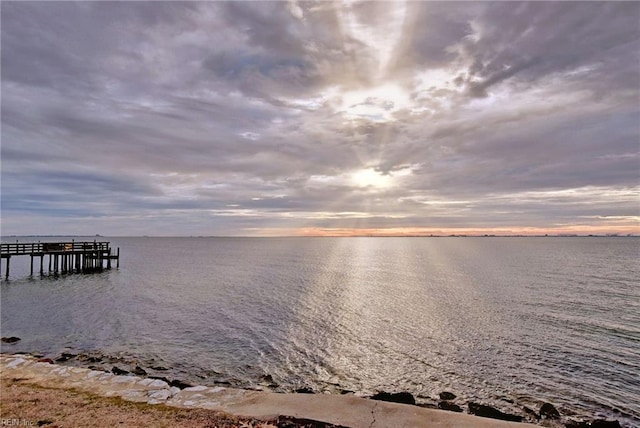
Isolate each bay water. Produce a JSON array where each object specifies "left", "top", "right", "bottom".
[{"left": 1, "top": 237, "right": 638, "bottom": 426}]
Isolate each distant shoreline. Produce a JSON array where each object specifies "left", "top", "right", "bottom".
[{"left": 3, "top": 234, "right": 639, "bottom": 239}]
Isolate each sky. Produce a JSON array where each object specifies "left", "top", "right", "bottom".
[{"left": 1, "top": 1, "right": 639, "bottom": 237}]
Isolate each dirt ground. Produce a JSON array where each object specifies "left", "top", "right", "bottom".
[{"left": 0, "top": 376, "right": 277, "bottom": 428}]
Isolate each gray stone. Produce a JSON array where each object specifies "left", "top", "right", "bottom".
[
  {"left": 439, "top": 391, "right": 457, "bottom": 401},
  {"left": 540, "top": 402, "right": 560, "bottom": 419},
  {"left": 148, "top": 389, "right": 171, "bottom": 401},
  {"left": 111, "top": 366, "right": 129, "bottom": 376},
  {"left": 131, "top": 366, "right": 147, "bottom": 376},
  {"left": 438, "top": 401, "right": 463, "bottom": 412},
  {"left": 468, "top": 402, "right": 523, "bottom": 422},
  {"left": 370, "top": 391, "right": 416, "bottom": 405}
]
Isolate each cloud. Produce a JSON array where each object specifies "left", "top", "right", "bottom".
[{"left": 1, "top": 1, "right": 638, "bottom": 235}]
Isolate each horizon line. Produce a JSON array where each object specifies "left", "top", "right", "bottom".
[{"left": 2, "top": 234, "right": 638, "bottom": 239}]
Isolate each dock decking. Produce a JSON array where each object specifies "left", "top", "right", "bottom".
[{"left": 0, "top": 241, "right": 119, "bottom": 279}]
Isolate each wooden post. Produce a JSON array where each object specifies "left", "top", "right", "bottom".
[
  {"left": 40, "top": 255, "right": 44, "bottom": 276},
  {"left": 30, "top": 255, "right": 34, "bottom": 276},
  {"left": 49, "top": 254, "right": 52, "bottom": 272},
  {"left": 54, "top": 254, "right": 58, "bottom": 273},
  {"left": 5, "top": 256, "right": 10, "bottom": 279},
  {"left": 117, "top": 248, "right": 120, "bottom": 268}
]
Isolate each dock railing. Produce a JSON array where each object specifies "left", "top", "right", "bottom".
[{"left": 1, "top": 241, "right": 110, "bottom": 256}]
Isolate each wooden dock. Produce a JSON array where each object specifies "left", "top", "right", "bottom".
[{"left": 0, "top": 241, "right": 119, "bottom": 279}]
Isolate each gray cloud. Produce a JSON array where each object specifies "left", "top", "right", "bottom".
[{"left": 2, "top": 1, "right": 638, "bottom": 236}]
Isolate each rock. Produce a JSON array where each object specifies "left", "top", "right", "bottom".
[
  {"left": 37, "top": 358, "right": 54, "bottom": 364},
  {"left": 370, "top": 391, "right": 416, "bottom": 405},
  {"left": 149, "top": 376, "right": 170, "bottom": 384},
  {"left": 438, "top": 401, "right": 463, "bottom": 412},
  {"left": 131, "top": 366, "right": 147, "bottom": 376},
  {"left": 295, "top": 387, "right": 315, "bottom": 394},
  {"left": 439, "top": 391, "right": 457, "bottom": 401},
  {"left": 169, "top": 379, "right": 192, "bottom": 389},
  {"left": 148, "top": 389, "right": 171, "bottom": 401},
  {"left": 590, "top": 420, "right": 622, "bottom": 428},
  {"left": 1, "top": 336, "right": 21, "bottom": 343},
  {"left": 277, "top": 415, "right": 348, "bottom": 428},
  {"left": 146, "top": 379, "right": 170, "bottom": 388},
  {"left": 523, "top": 406, "right": 540, "bottom": 419},
  {"left": 77, "top": 354, "right": 102, "bottom": 363},
  {"left": 151, "top": 365, "right": 168, "bottom": 371},
  {"left": 540, "top": 402, "right": 561, "bottom": 419},
  {"left": 111, "top": 366, "right": 129, "bottom": 375},
  {"left": 468, "top": 402, "right": 523, "bottom": 422},
  {"left": 259, "top": 374, "right": 278, "bottom": 388},
  {"left": 55, "top": 353, "right": 76, "bottom": 362},
  {"left": 565, "top": 421, "right": 590, "bottom": 428},
  {"left": 339, "top": 389, "right": 354, "bottom": 395},
  {"left": 564, "top": 420, "right": 621, "bottom": 428},
  {"left": 565, "top": 418, "right": 621, "bottom": 427},
  {"left": 417, "top": 402, "right": 438, "bottom": 410},
  {"left": 564, "top": 420, "right": 620, "bottom": 428},
  {"left": 261, "top": 374, "right": 275, "bottom": 383}
]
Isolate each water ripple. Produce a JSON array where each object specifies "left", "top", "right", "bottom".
[{"left": 2, "top": 237, "right": 638, "bottom": 426}]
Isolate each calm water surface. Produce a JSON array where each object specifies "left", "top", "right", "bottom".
[{"left": 1, "top": 237, "right": 639, "bottom": 426}]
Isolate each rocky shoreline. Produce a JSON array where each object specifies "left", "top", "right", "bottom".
[{"left": 0, "top": 341, "right": 628, "bottom": 428}]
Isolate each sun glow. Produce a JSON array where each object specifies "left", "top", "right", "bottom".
[{"left": 350, "top": 168, "right": 393, "bottom": 189}]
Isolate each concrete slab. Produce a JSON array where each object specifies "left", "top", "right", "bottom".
[{"left": 1, "top": 354, "right": 538, "bottom": 428}]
